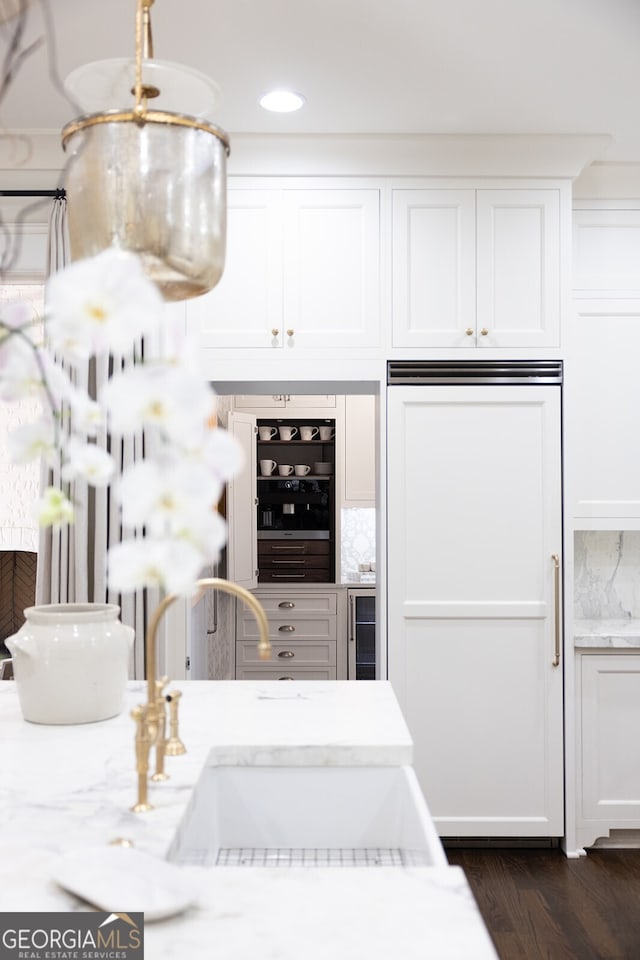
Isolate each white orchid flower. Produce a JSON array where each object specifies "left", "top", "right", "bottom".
[
  {"left": 0, "top": 248, "right": 243, "bottom": 595},
  {"left": 61, "top": 438, "right": 116, "bottom": 487},
  {"left": 7, "top": 417, "right": 57, "bottom": 464},
  {"left": 65, "top": 390, "right": 105, "bottom": 436},
  {"left": 107, "top": 538, "right": 205, "bottom": 595},
  {"left": 101, "top": 362, "right": 215, "bottom": 443},
  {"left": 34, "top": 487, "right": 75, "bottom": 527},
  {"left": 45, "top": 248, "right": 164, "bottom": 361},
  {"left": 190, "top": 426, "right": 245, "bottom": 481},
  {"left": 168, "top": 507, "right": 228, "bottom": 562},
  {"left": 0, "top": 333, "right": 44, "bottom": 402},
  {"left": 117, "top": 458, "right": 222, "bottom": 532}
]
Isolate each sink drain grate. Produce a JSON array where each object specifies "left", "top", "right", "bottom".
[{"left": 214, "top": 847, "right": 431, "bottom": 867}]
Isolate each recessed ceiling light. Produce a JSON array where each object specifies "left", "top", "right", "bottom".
[{"left": 259, "top": 90, "right": 306, "bottom": 113}]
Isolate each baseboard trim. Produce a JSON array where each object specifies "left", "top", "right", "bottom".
[{"left": 443, "top": 837, "right": 561, "bottom": 850}]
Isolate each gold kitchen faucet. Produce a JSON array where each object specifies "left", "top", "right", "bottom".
[{"left": 131, "top": 578, "right": 271, "bottom": 812}]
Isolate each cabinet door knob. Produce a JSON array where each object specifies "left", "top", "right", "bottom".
[
  {"left": 465, "top": 328, "right": 474, "bottom": 336},
  {"left": 286, "top": 329, "right": 294, "bottom": 337},
  {"left": 480, "top": 328, "right": 489, "bottom": 336},
  {"left": 271, "top": 328, "right": 279, "bottom": 337}
]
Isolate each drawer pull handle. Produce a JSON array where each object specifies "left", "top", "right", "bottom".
[
  {"left": 278, "top": 601, "right": 295, "bottom": 609},
  {"left": 279, "top": 676, "right": 295, "bottom": 680},
  {"left": 273, "top": 574, "right": 305, "bottom": 578},
  {"left": 272, "top": 545, "right": 304, "bottom": 552},
  {"left": 272, "top": 560, "right": 305, "bottom": 565},
  {"left": 279, "top": 625, "right": 296, "bottom": 632},
  {"left": 278, "top": 650, "right": 295, "bottom": 659}
]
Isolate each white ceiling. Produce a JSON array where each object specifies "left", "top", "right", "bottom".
[{"left": 1, "top": 0, "right": 639, "bottom": 161}]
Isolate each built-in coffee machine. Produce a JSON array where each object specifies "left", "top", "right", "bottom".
[{"left": 256, "top": 418, "right": 335, "bottom": 583}]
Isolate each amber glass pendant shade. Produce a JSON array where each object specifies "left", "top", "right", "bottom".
[
  {"left": 61, "top": 109, "right": 229, "bottom": 301},
  {"left": 60, "top": 0, "right": 230, "bottom": 301}
]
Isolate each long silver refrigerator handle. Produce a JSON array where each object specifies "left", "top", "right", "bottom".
[{"left": 551, "top": 553, "right": 560, "bottom": 667}]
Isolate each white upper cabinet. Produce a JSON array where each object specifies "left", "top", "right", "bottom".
[
  {"left": 187, "top": 182, "right": 381, "bottom": 352},
  {"left": 569, "top": 206, "right": 640, "bottom": 525},
  {"left": 187, "top": 189, "right": 283, "bottom": 349},
  {"left": 476, "top": 190, "right": 560, "bottom": 347},
  {"left": 573, "top": 208, "right": 640, "bottom": 298},
  {"left": 282, "top": 189, "right": 380, "bottom": 349},
  {"left": 392, "top": 190, "right": 476, "bottom": 347},
  {"left": 392, "top": 187, "right": 562, "bottom": 348}
]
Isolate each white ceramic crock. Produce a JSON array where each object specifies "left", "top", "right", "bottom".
[{"left": 6, "top": 603, "right": 134, "bottom": 725}]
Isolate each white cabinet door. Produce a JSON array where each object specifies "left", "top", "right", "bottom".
[
  {"left": 232, "top": 395, "right": 336, "bottom": 412},
  {"left": 226, "top": 413, "right": 257, "bottom": 589},
  {"left": 188, "top": 185, "right": 380, "bottom": 353},
  {"left": 578, "top": 654, "right": 640, "bottom": 848},
  {"left": 342, "top": 394, "right": 376, "bottom": 505},
  {"left": 387, "top": 385, "right": 563, "bottom": 837},
  {"left": 392, "top": 188, "right": 561, "bottom": 348},
  {"left": 392, "top": 189, "right": 476, "bottom": 347},
  {"left": 233, "top": 395, "right": 287, "bottom": 410},
  {"left": 186, "top": 189, "right": 283, "bottom": 349},
  {"left": 573, "top": 209, "right": 640, "bottom": 297},
  {"left": 283, "top": 395, "right": 336, "bottom": 409},
  {"left": 476, "top": 189, "right": 560, "bottom": 348},
  {"left": 570, "top": 310, "right": 640, "bottom": 522},
  {"left": 283, "top": 189, "right": 381, "bottom": 349}
]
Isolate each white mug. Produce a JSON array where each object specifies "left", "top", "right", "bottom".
[
  {"left": 294, "top": 464, "right": 311, "bottom": 477},
  {"left": 279, "top": 426, "right": 299, "bottom": 441},
  {"left": 300, "top": 426, "right": 319, "bottom": 441},
  {"left": 318, "top": 426, "right": 335, "bottom": 441},
  {"left": 258, "top": 426, "right": 278, "bottom": 441},
  {"left": 278, "top": 464, "right": 294, "bottom": 476},
  {"left": 260, "top": 459, "right": 277, "bottom": 476}
]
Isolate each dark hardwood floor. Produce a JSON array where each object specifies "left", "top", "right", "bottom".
[{"left": 445, "top": 847, "right": 640, "bottom": 959}]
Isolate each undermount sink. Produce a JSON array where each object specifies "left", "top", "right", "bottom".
[{"left": 167, "top": 765, "right": 446, "bottom": 868}]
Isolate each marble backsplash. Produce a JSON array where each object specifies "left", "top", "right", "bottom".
[
  {"left": 341, "top": 507, "right": 376, "bottom": 582},
  {"left": 574, "top": 531, "right": 640, "bottom": 619}
]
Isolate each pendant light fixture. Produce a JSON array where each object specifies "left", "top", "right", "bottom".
[{"left": 61, "top": 0, "right": 230, "bottom": 301}]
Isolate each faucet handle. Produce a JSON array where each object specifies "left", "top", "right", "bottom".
[
  {"left": 165, "top": 690, "right": 187, "bottom": 757},
  {"left": 151, "top": 679, "right": 171, "bottom": 783},
  {"left": 131, "top": 704, "right": 154, "bottom": 813}
]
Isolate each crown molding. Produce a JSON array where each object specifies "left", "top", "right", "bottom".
[
  {"left": 226, "top": 133, "right": 613, "bottom": 179},
  {"left": 0, "top": 129, "right": 616, "bottom": 185}
]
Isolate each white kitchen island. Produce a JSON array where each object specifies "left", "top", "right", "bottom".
[{"left": 0, "top": 681, "right": 498, "bottom": 959}]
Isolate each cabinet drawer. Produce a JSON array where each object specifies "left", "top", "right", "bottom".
[
  {"left": 258, "top": 569, "right": 332, "bottom": 583},
  {"left": 258, "top": 540, "right": 331, "bottom": 557},
  {"left": 248, "top": 592, "right": 338, "bottom": 616},
  {"left": 239, "top": 617, "right": 337, "bottom": 643},
  {"left": 235, "top": 666, "right": 336, "bottom": 681},
  {"left": 259, "top": 555, "right": 330, "bottom": 571},
  {"left": 236, "top": 640, "right": 336, "bottom": 667}
]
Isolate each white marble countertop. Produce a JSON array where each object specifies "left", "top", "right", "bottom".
[
  {"left": 574, "top": 619, "right": 640, "bottom": 648},
  {"left": 0, "top": 680, "right": 497, "bottom": 959}
]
